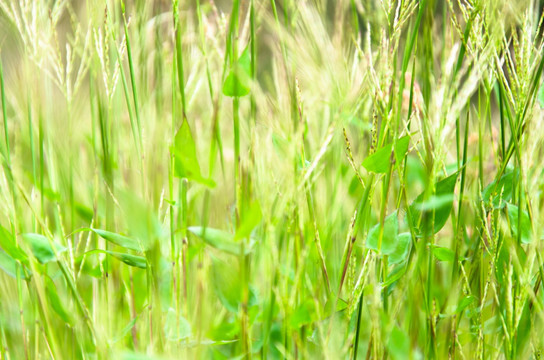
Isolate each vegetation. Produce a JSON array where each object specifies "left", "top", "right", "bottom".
[{"left": 1, "top": 0, "right": 544, "bottom": 358}]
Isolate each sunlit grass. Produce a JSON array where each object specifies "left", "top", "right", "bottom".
[{"left": 1, "top": 0, "right": 544, "bottom": 359}]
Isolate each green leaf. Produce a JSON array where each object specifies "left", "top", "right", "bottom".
[
  {"left": 362, "top": 136, "right": 410, "bottom": 174},
  {"left": 171, "top": 120, "right": 215, "bottom": 187},
  {"left": 234, "top": 201, "right": 262, "bottom": 241},
  {"left": 366, "top": 212, "right": 398, "bottom": 255},
  {"left": 0, "top": 224, "right": 28, "bottom": 263},
  {"left": 90, "top": 228, "right": 142, "bottom": 252},
  {"left": 456, "top": 295, "right": 475, "bottom": 314},
  {"left": 222, "top": 48, "right": 251, "bottom": 97},
  {"left": 164, "top": 308, "right": 191, "bottom": 341},
  {"left": 482, "top": 170, "right": 518, "bottom": 209},
  {"left": 188, "top": 227, "right": 252, "bottom": 255},
  {"left": 386, "top": 326, "right": 410, "bottom": 360},
  {"left": 210, "top": 256, "right": 258, "bottom": 313},
  {"left": 22, "top": 233, "right": 66, "bottom": 264},
  {"left": 76, "top": 249, "right": 146, "bottom": 269},
  {"left": 506, "top": 203, "right": 532, "bottom": 244},
  {"left": 107, "top": 251, "right": 147, "bottom": 269},
  {"left": 289, "top": 300, "right": 315, "bottom": 329},
  {"left": 389, "top": 233, "right": 411, "bottom": 264},
  {"left": 432, "top": 246, "right": 455, "bottom": 262},
  {"left": 383, "top": 265, "right": 407, "bottom": 287},
  {"left": 45, "top": 277, "right": 72, "bottom": 324},
  {"left": 410, "top": 171, "right": 458, "bottom": 235}
]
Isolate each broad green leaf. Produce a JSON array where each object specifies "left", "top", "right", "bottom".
[
  {"left": 506, "top": 203, "right": 532, "bottom": 244},
  {"left": 0, "top": 224, "right": 28, "bottom": 263},
  {"left": 171, "top": 120, "right": 215, "bottom": 187},
  {"left": 410, "top": 171, "right": 458, "bottom": 235},
  {"left": 389, "top": 233, "right": 411, "bottom": 264},
  {"left": 482, "top": 170, "right": 518, "bottom": 209},
  {"left": 45, "top": 277, "right": 72, "bottom": 324},
  {"left": 386, "top": 326, "right": 410, "bottom": 360},
  {"left": 189, "top": 227, "right": 252, "bottom": 255},
  {"left": 362, "top": 136, "right": 410, "bottom": 174},
  {"left": 366, "top": 212, "right": 398, "bottom": 255},
  {"left": 90, "top": 228, "right": 142, "bottom": 252},
  {"left": 234, "top": 201, "right": 262, "bottom": 241},
  {"left": 22, "top": 233, "right": 66, "bottom": 264},
  {"left": 107, "top": 251, "right": 147, "bottom": 269},
  {"left": 432, "top": 246, "right": 455, "bottom": 262},
  {"left": 222, "top": 48, "right": 251, "bottom": 97},
  {"left": 164, "top": 308, "right": 191, "bottom": 341}
]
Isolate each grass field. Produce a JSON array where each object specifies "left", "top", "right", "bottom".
[{"left": 1, "top": 0, "right": 544, "bottom": 358}]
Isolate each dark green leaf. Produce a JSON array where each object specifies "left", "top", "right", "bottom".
[{"left": 410, "top": 171, "right": 458, "bottom": 235}]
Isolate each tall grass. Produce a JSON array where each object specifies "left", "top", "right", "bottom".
[{"left": 1, "top": 0, "right": 544, "bottom": 359}]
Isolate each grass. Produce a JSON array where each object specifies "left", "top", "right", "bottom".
[{"left": 1, "top": 0, "right": 544, "bottom": 359}]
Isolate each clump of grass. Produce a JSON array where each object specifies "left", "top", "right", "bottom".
[{"left": 1, "top": 0, "right": 544, "bottom": 359}]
